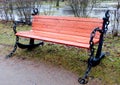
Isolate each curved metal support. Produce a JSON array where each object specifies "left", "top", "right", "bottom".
[
  {"left": 79, "top": 10, "right": 110, "bottom": 84},
  {"left": 6, "top": 43, "right": 18, "bottom": 58},
  {"left": 78, "top": 65, "right": 92, "bottom": 84},
  {"left": 6, "top": 39, "right": 44, "bottom": 58},
  {"left": 88, "top": 52, "right": 105, "bottom": 67},
  {"left": 6, "top": 21, "right": 44, "bottom": 58},
  {"left": 78, "top": 53, "right": 105, "bottom": 84},
  {"left": 89, "top": 10, "right": 110, "bottom": 67},
  {"left": 6, "top": 36, "right": 19, "bottom": 58},
  {"left": 78, "top": 27, "right": 106, "bottom": 84},
  {"left": 6, "top": 21, "right": 21, "bottom": 58},
  {"left": 17, "top": 42, "right": 44, "bottom": 49},
  {"left": 17, "top": 38, "right": 44, "bottom": 49},
  {"left": 89, "top": 27, "right": 103, "bottom": 58}
]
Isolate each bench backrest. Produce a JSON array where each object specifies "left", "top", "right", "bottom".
[{"left": 32, "top": 16, "right": 103, "bottom": 38}]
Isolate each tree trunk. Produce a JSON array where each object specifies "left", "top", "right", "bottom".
[{"left": 56, "top": 0, "right": 60, "bottom": 7}]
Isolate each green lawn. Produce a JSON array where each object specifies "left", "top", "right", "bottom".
[{"left": 0, "top": 22, "right": 120, "bottom": 85}]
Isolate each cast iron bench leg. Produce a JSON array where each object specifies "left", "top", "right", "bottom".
[
  {"left": 78, "top": 65, "right": 92, "bottom": 84},
  {"left": 6, "top": 37, "right": 44, "bottom": 58},
  {"left": 6, "top": 36, "right": 19, "bottom": 58},
  {"left": 78, "top": 52, "right": 105, "bottom": 84},
  {"left": 17, "top": 38, "right": 44, "bottom": 49}
]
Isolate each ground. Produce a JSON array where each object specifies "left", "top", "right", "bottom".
[{"left": 0, "top": 44, "right": 103, "bottom": 85}]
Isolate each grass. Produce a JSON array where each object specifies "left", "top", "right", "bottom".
[{"left": 0, "top": 22, "right": 120, "bottom": 85}]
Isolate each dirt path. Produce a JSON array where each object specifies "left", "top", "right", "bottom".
[{"left": 0, "top": 45, "right": 102, "bottom": 85}]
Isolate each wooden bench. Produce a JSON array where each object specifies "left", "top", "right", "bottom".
[{"left": 7, "top": 10, "right": 110, "bottom": 84}]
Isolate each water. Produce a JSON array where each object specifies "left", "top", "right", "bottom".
[
  {"left": 0, "top": 3, "right": 117, "bottom": 19},
  {"left": 0, "top": 2, "right": 119, "bottom": 32}
]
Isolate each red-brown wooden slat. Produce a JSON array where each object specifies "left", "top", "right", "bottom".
[
  {"left": 32, "top": 19, "right": 102, "bottom": 30},
  {"left": 33, "top": 15, "right": 103, "bottom": 22},
  {"left": 32, "top": 19, "right": 102, "bottom": 28}
]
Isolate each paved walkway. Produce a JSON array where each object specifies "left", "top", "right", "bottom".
[{"left": 0, "top": 56, "right": 81, "bottom": 85}]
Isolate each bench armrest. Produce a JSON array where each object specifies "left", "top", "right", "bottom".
[
  {"left": 89, "top": 27, "right": 103, "bottom": 57},
  {"left": 13, "top": 21, "right": 17, "bottom": 34}
]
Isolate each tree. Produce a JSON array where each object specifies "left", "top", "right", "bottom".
[
  {"left": 112, "top": 0, "right": 120, "bottom": 36},
  {"left": 0, "top": 0, "right": 55, "bottom": 23},
  {"left": 15, "top": 0, "right": 35, "bottom": 23},
  {"left": 56, "top": 0, "right": 60, "bottom": 7},
  {"left": 0, "top": 0, "right": 42, "bottom": 24},
  {"left": 1, "top": 1, "right": 9, "bottom": 21},
  {"left": 67, "top": 0, "right": 97, "bottom": 17}
]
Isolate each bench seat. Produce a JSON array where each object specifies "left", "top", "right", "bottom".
[{"left": 16, "top": 30, "right": 99, "bottom": 49}]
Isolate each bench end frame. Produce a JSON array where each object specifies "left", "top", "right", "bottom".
[
  {"left": 78, "top": 10, "right": 110, "bottom": 84},
  {"left": 6, "top": 21, "right": 44, "bottom": 58}
]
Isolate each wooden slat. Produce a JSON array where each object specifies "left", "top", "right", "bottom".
[
  {"left": 33, "top": 15, "right": 103, "bottom": 22},
  {"left": 32, "top": 19, "right": 102, "bottom": 28}
]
